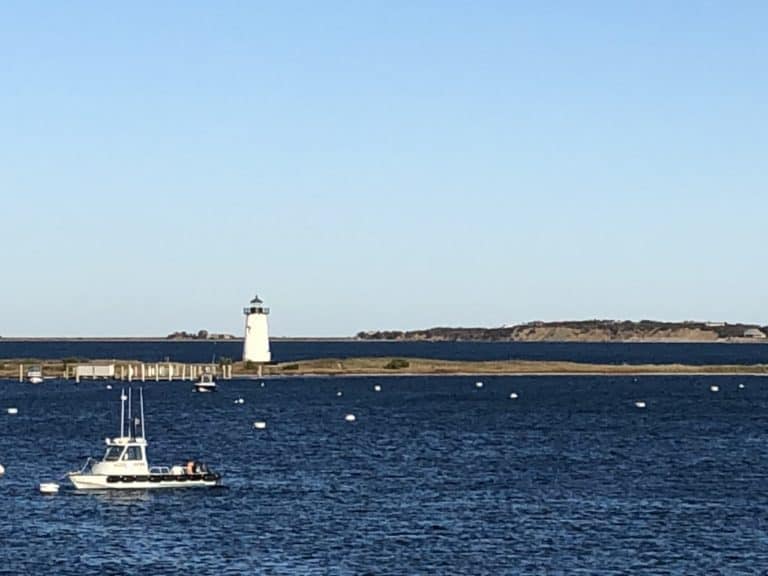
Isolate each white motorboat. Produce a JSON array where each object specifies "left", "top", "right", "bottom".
[
  {"left": 27, "top": 366, "right": 43, "bottom": 384},
  {"left": 67, "top": 388, "right": 221, "bottom": 490},
  {"left": 194, "top": 372, "right": 217, "bottom": 393}
]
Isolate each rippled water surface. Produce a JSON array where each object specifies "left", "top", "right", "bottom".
[
  {"left": 1, "top": 375, "right": 768, "bottom": 574},
  {"left": 4, "top": 339, "right": 768, "bottom": 364}
]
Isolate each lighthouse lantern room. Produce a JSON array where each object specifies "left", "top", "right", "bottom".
[{"left": 243, "top": 294, "right": 271, "bottom": 364}]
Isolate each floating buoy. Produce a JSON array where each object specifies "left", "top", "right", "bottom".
[
  {"left": 374, "top": 384, "right": 381, "bottom": 392},
  {"left": 106, "top": 384, "right": 112, "bottom": 390},
  {"left": 345, "top": 414, "right": 356, "bottom": 422},
  {"left": 336, "top": 391, "right": 343, "bottom": 397},
  {"left": 509, "top": 392, "right": 518, "bottom": 400},
  {"left": 739, "top": 383, "right": 745, "bottom": 389},
  {"left": 6, "top": 408, "right": 18, "bottom": 415},
  {"left": 39, "top": 482, "right": 59, "bottom": 495},
  {"left": 475, "top": 381, "right": 484, "bottom": 389},
  {"left": 260, "top": 382, "right": 265, "bottom": 388},
  {"left": 234, "top": 398, "right": 245, "bottom": 405},
  {"left": 0, "top": 464, "right": 5, "bottom": 475},
  {"left": 634, "top": 401, "right": 646, "bottom": 409},
  {"left": 710, "top": 385, "right": 719, "bottom": 393},
  {"left": 120, "top": 394, "right": 128, "bottom": 401},
  {"left": 253, "top": 421, "right": 267, "bottom": 430}
]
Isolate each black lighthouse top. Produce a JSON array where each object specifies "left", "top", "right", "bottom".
[{"left": 244, "top": 294, "right": 270, "bottom": 315}]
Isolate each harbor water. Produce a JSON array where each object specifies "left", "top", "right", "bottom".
[
  {"left": 1, "top": 374, "right": 768, "bottom": 573},
  {"left": 2, "top": 339, "right": 768, "bottom": 365}
]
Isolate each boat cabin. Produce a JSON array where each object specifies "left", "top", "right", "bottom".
[{"left": 91, "top": 437, "right": 150, "bottom": 476}]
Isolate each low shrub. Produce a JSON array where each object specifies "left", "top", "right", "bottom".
[{"left": 384, "top": 358, "right": 410, "bottom": 370}]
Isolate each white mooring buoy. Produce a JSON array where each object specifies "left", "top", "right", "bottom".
[
  {"left": 253, "top": 421, "right": 267, "bottom": 430},
  {"left": 374, "top": 384, "right": 381, "bottom": 392},
  {"left": 234, "top": 398, "right": 245, "bottom": 405},
  {"left": 336, "top": 391, "right": 343, "bottom": 397},
  {"left": 39, "top": 482, "right": 59, "bottom": 495},
  {"left": 509, "top": 392, "right": 518, "bottom": 400},
  {"left": 475, "top": 381, "right": 484, "bottom": 389},
  {"left": 739, "top": 383, "right": 745, "bottom": 390},
  {"left": 0, "top": 463, "right": 5, "bottom": 475},
  {"left": 6, "top": 408, "right": 18, "bottom": 415},
  {"left": 345, "top": 414, "right": 356, "bottom": 422},
  {"left": 710, "top": 385, "right": 719, "bottom": 393},
  {"left": 634, "top": 401, "right": 647, "bottom": 409},
  {"left": 106, "top": 384, "right": 112, "bottom": 390}
]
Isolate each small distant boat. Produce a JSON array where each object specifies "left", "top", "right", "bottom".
[
  {"left": 27, "top": 366, "right": 43, "bottom": 384},
  {"left": 67, "top": 388, "right": 221, "bottom": 490},
  {"left": 194, "top": 372, "right": 217, "bottom": 393}
]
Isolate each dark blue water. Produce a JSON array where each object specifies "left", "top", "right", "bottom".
[
  {"left": 3, "top": 339, "right": 768, "bottom": 365},
  {"left": 1, "top": 375, "right": 768, "bottom": 573}
]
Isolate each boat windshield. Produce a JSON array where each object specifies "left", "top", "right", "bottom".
[
  {"left": 123, "top": 446, "right": 143, "bottom": 461},
  {"left": 104, "top": 446, "right": 124, "bottom": 461}
]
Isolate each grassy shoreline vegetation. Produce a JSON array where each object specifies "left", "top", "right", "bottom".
[
  {"left": 2, "top": 357, "right": 768, "bottom": 380},
  {"left": 261, "top": 358, "right": 768, "bottom": 376}
]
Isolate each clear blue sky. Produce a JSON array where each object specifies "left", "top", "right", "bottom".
[{"left": 1, "top": 1, "right": 766, "bottom": 337}]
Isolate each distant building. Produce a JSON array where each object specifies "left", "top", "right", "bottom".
[
  {"left": 75, "top": 364, "right": 116, "bottom": 379},
  {"left": 743, "top": 328, "right": 766, "bottom": 339}
]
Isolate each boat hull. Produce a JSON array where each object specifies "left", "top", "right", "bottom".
[
  {"left": 68, "top": 472, "right": 221, "bottom": 490},
  {"left": 194, "top": 386, "right": 216, "bottom": 393}
]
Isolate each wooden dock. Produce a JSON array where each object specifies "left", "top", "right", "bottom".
[{"left": 12, "top": 361, "right": 235, "bottom": 383}]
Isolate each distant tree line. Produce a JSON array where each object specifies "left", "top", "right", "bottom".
[{"left": 166, "top": 330, "right": 236, "bottom": 340}]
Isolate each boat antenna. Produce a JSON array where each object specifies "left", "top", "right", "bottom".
[
  {"left": 139, "top": 387, "right": 146, "bottom": 439},
  {"left": 128, "top": 387, "right": 133, "bottom": 439},
  {"left": 120, "top": 387, "right": 126, "bottom": 438}
]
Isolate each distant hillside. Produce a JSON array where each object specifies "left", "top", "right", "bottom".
[{"left": 356, "top": 321, "right": 768, "bottom": 342}]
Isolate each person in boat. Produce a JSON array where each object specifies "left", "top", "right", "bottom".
[{"left": 185, "top": 460, "right": 208, "bottom": 475}]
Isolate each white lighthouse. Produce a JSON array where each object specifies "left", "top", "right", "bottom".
[{"left": 243, "top": 294, "right": 271, "bottom": 364}]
